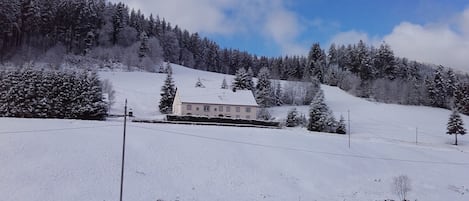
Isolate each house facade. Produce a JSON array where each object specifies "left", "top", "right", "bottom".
[{"left": 172, "top": 87, "right": 259, "bottom": 120}]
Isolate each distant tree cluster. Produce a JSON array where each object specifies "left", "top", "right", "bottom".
[{"left": 0, "top": 69, "right": 107, "bottom": 120}]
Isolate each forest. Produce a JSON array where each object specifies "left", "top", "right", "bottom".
[{"left": 1, "top": 0, "right": 469, "bottom": 117}]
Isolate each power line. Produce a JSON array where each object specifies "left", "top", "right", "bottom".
[
  {"left": 129, "top": 124, "right": 469, "bottom": 166},
  {"left": 0, "top": 124, "right": 121, "bottom": 135}
]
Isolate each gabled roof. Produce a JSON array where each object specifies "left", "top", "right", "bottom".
[{"left": 177, "top": 87, "right": 258, "bottom": 107}]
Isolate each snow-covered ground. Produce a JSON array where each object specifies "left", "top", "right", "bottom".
[{"left": 1, "top": 64, "right": 469, "bottom": 201}]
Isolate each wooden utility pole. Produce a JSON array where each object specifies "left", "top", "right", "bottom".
[
  {"left": 119, "top": 99, "right": 128, "bottom": 201},
  {"left": 348, "top": 110, "right": 351, "bottom": 148},
  {"left": 415, "top": 127, "right": 418, "bottom": 145}
]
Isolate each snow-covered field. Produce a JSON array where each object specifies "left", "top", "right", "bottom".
[{"left": 1, "top": 64, "right": 469, "bottom": 201}]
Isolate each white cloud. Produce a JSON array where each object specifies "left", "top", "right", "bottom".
[
  {"left": 111, "top": 0, "right": 308, "bottom": 55},
  {"left": 330, "top": 8, "right": 469, "bottom": 72}
]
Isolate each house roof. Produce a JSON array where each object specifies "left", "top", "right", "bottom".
[{"left": 177, "top": 87, "right": 258, "bottom": 107}]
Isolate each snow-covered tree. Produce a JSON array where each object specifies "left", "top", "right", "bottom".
[
  {"left": 164, "top": 62, "right": 173, "bottom": 74},
  {"left": 138, "top": 31, "right": 150, "bottom": 58},
  {"left": 257, "top": 107, "right": 271, "bottom": 120},
  {"left": 232, "top": 68, "right": 249, "bottom": 92},
  {"left": 255, "top": 67, "right": 272, "bottom": 107},
  {"left": 246, "top": 67, "right": 255, "bottom": 91},
  {"left": 195, "top": 77, "right": 205, "bottom": 88},
  {"left": 336, "top": 115, "right": 347, "bottom": 134},
  {"left": 272, "top": 81, "right": 283, "bottom": 106},
  {"left": 307, "top": 89, "right": 335, "bottom": 132},
  {"left": 427, "top": 66, "right": 448, "bottom": 108},
  {"left": 286, "top": 107, "right": 300, "bottom": 127},
  {"left": 374, "top": 42, "right": 396, "bottom": 80},
  {"left": 447, "top": 109, "right": 466, "bottom": 145},
  {"left": 446, "top": 68, "right": 458, "bottom": 98},
  {"left": 159, "top": 72, "right": 176, "bottom": 114},
  {"left": 307, "top": 43, "right": 327, "bottom": 83},
  {"left": 221, "top": 77, "right": 229, "bottom": 89},
  {"left": 392, "top": 175, "right": 412, "bottom": 201}
]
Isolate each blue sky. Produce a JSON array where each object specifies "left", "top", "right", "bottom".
[{"left": 115, "top": 0, "right": 469, "bottom": 71}]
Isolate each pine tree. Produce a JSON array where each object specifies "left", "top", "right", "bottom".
[
  {"left": 307, "top": 43, "right": 327, "bottom": 82},
  {"left": 307, "top": 89, "right": 334, "bottom": 132},
  {"left": 447, "top": 110, "right": 466, "bottom": 145},
  {"left": 286, "top": 107, "right": 300, "bottom": 127},
  {"left": 159, "top": 72, "right": 176, "bottom": 114},
  {"left": 336, "top": 115, "right": 347, "bottom": 134},
  {"left": 446, "top": 68, "right": 458, "bottom": 98},
  {"left": 273, "top": 81, "right": 283, "bottom": 106},
  {"left": 84, "top": 71, "right": 107, "bottom": 120},
  {"left": 232, "top": 68, "right": 249, "bottom": 92},
  {"left": 255, "top": 67, "right": 272, "bottom": 107},
  {"left": 221, "top": 77, "right": 228, "bottom": 89},
  {"left": 427, "top": 66, "right": 448, "bottom": 108},
  {"left": 195, "top": 77, "right": 205, "bottom": 88},
  {"left": 83, "top": 31, "right": 94, "bottom": 55},
  {"left": 246, "top": 67, "right": 255, "bottom": 91},
  {"left": 374, "top": 42, "right": 396, "bottom": 80},
  {"left": 257, "top": 108, "right": 271, "bottom": 120},
  {"left": 138, "top": 31, "right": 150, "bottom": 58},
  {"left": 164, "top": 62, "right": 173, "bottom": 74}
]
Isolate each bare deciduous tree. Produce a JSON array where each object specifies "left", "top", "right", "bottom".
[{"left": 392, "top": 175, "right": 412, "bottom": 201}]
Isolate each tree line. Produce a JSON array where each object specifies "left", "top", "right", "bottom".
[{"left": 0, "top": 68, "right": 107, "bottom": 120}]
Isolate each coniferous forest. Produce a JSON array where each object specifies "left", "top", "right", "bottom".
[
  {"left": 0, "top": 69, "right": 107, "bottom": 119},
  {"left": 1, "top": 0, "right": 469, "bottom": 119}
]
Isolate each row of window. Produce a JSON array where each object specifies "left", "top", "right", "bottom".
[
  {"left": 185, "top": 113, "right": 251, "bottom": 119},
  {"left": 186, "top": 104, "right": 251, "bottom": 113}
]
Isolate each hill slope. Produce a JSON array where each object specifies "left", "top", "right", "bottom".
[{"left": 1, "top": 64, "right": 468, "bottom": 201}]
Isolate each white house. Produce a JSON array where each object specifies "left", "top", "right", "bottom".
[{"left": 172, "top": 87, "right": 259, "bottom": 120}]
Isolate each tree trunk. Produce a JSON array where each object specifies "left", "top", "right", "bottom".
[{"left": 455, "top": 134, "right": 458, "bottom": 146}]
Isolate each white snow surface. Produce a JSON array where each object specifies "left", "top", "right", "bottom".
[
  {"left": 1, "top": 64, "right": 469, "bottom": 201},
  {"left": 177, "top": 87, "right": 258, "bottom": 106}
]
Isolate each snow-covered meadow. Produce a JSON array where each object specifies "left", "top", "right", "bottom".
[{"left": 1, "top": 64, "right": 469, "bottom": 201}]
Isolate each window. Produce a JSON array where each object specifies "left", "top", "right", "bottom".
[
  {"left": 219, "top": 106, "right": 223, "bottom": 112},
  {"left": 214, "top": 108, "right": 217, "bottom": 112},
  {"left": 246, "top": 115, "right": 250, "bottom": 119},
  {"left": 226, "top": 106, "right": 231, "bottom": 112},
  {"left": 236, "top": 115, "right": 240, "bottom": 119},
  {"left": 236, "top": 106, "right": 240, "bottom": 112},
  {"left": 186, "top": 104, "right": 192, "bottom": 110},
  {"left": 203, "top": 105, "right": 210, "bottom": 112},
  {"left": 196, "top": 107, "right": 199, "bottom": 111},
  {"left": 245, "top": 107, "right": 251, "bottom": 113}
]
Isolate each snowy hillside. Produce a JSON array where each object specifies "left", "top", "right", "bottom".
[{"left": 1, "top": 64, "right": 469, "bottom": 201}]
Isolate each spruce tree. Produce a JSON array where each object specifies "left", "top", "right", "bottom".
[
  {"left": 255, "top": 67, "right": 272, "bottom": 107},
  {"left": 427, "top": 66, "right": 448, "bottom": 108},
  {"left": 246, "top": 67, "right": 255, "bottom": 91},
  {"left": 336, "top": 115, "right": 347, "bottom": 134},
  {"left": 159, "top": 72, "right": 176, "bottom": 114},
  {"left": 273, "top": 81, "right": 283, "bottom": 106},
  {"left": 195, "top": 77, "right": 205, "bottom": 88},
  {"left": 307, "top": 89, "right": 334, "bottom": 132},
  {"left": 84, "top": 71, "right": 107, "bottom": 120},
  {"left": 447, "top": 110, "right": 466, "bottom": 145},
  {"left": 286, "top": 107, "right": 300, "bottom": 127},
  {"left": 138, "top": 31, "right": 150, "bottom": 58},
  {"left": 232, "top": 68, "right": 249, "bottom": 92},
  {"left": 221, "top": 77, "right": 229, "bottom": 89}
]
